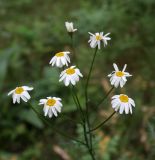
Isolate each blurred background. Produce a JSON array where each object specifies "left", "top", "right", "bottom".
[{"left": 0, "top": 0, "right": 155, "bottom": 159}]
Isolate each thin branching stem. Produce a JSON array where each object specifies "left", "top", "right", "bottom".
[
  {"left": 71, "top": 86, "right": 85, "bottom": 121},
  {"left": 29, "top": 104, "right": 86, "bottom": 146},
  {"left": 69, "top": 35, "right": 97, "bottom": 160},
  {"left": 85, "top": 47, "right": 98, "bottom": 101},
  {"left": 85, "top": 47, "right": 98, "bottom": 151},
  {"left": 71, "top": 87, "right": 96, "bottom": 159},
  {"left": 70, "top": 34, "right": 78, "bottom": 66},
  {"left": 70, "top": 87, "right": 84, "bottom": 124},
  {"left": 96, "top": 86, "right": 114, "bottom": 107},
  {"left": 89, "top": 111, "right": 116, "bottom": 133},
  {"left": 60, "top": 114, "right": 84, "bottom": 125}
]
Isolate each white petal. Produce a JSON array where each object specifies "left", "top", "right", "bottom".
[
  {"left": 22, "top": 86, "right": 33, "bottom": 91},
  {"left": 13, "top": 94, "right": 17, "bottom": 104},
  {"left": 88, "top": 32, "right": 94, "bottom": 36},
  {"left": 52, "top": 107, "right": 58, "bottom": 117},
  {"left": 56, "top": 58, "right": 61, "bottom": 67},
  {"left": 70, "top": 78, "right": 76, "bottom": 85},
  {"left": 122, "top": 64, "right": 127, "bottom": 72},
  {"left": 57, "top": 101, "right": 63, "bottom": 107},
  {"left": 129, "top": 103, "right": 133, "bottom": 114},
  {"left": 76, "top": 69, "right": 83, "bottom": 77},
  {"left": 8, "top": 89, "right": 15, "bottom": 96},
  {"left": 16, "top": 95, "right": 21, "bottom": 104},
  {"left": 59, "top": 73, "right": 66, "bottom": 82},
  {"left": 55, "top": 105, "right": 61, "bottom": 113},
  {"left": 114, "top": 78, "right": 121, "bottom": 88},
  {"left": 104, "top": 33, "right": 110, "bottom": 37},
  {"left": 112, "top": 95, "right": 119, "bottom": 99},
  {"left": 21, "top": 95, "right": 28, "bottom": 102},
  {"left": 98, "top": 41, "right": 101, "bottom": 49},
  {"left": 112, "top": 101, "right": 119, "bottom": 109},
  {"left": 113, "top": 63, "right": 119, "bottom": 71},
  {"left": 23, "top": 91, "right": 31, "bottom": 100},
  {"left": 64, "top": 76, "right": 70, "bottom": 86},
  {"left": 39, "top": 99, "right": 47, "bottom": 105},
  {"left": 119, "top": 103, "right": 125, "bottom": 114},
  {"left": 125, "top": 103, "right": 129, "bottom": 114},
  {"left": 44, "top": 106, "right": 49, "bottom": 116},
  {"left": 129, "top": 98, "right": 135, "bottom": 107},
  {"left": 48, "top": 108, "right": 53, "bottom": 118}
]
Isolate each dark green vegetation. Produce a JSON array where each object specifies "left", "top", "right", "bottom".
[{"left": 0, "top": 0, "right": 155, "bottom": 159}]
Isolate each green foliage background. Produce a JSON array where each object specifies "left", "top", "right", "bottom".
[{"left": 0, "top": 0, "right": 155, "bottom": 159}]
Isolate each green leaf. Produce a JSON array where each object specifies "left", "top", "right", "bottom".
[
  {"left": 0, "top": 48, "right": 13, "bottom": 91},
  {"left": 19, "top": 109, "right": 44, "bottom": 129}
]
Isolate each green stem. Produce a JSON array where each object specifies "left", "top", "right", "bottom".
[
  {"left": 89, "top": 111, "right": 116, "bottom": 133},
  {"left": 70, "top": 87, "right": 96, "bottom": 159},
  {"left": 85, "top": 47, "right": 98, "bottom": 150},
  {"left": 71, "top": 86, "right": 85, "bottom": 122},
  {"left": 83, "top": 122, "right": 96, "bottom": 160},
  {"left": 29, "top": 104, "right": 86, "bottom": 146},
  {"left": 70, "top": 34, "right": 78, "bottom": 66},
  {"left": 85, "top": 47, "right": 98, "bottom": 101},
  {"left": 70, "top": 87, "right": 84, "bottom": 124},
  {"left": 96, "top": 86, "right": 114, "bottom": 107},
  {"left": 60, "top": 114, "right": 84, "bottom": 125}
]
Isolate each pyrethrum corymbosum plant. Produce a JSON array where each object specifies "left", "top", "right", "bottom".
[{"left": 8, "top": 21, "right": 135, "bottom": 160}]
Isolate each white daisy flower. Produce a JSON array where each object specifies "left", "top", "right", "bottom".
[
  {"left": 88, "top": 32, "right": 111, "bottom": 49},
  {"left": 65, "top": 22, "right": 77, "bottom": 33},
  {"left": 108, "top": 63, "right": 132, "bottom": 88},
  {"left": 59, "top": 66, "right": 83, "bottom": 86},
  {"left": 39, "top": 97, "right": 62, "bottom": 118},
  {"left": 8, "top": 86, "right": 33, "bottom": 104},
  {"left": 111, "top": 94, "right": 135, "bottom": 114},
  {"left": 49, "top": 51, "right": 70, "bottom": 68}
]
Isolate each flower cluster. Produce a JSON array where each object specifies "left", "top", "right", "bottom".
[
  {"left": 8, "top": 21, "right": 135, "bottom": 120},
  {"left": 8, "top": 21, "right": 83, "bottom": 118},
  {"left": 108, "top": 63, "right": 135, "bottom": 114}
]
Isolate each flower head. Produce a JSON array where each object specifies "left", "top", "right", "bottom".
[
  {"left": 8, "top": 86, "right": 33, "bottom": 104},
  {"left": 108, "top": 63, "right": 132, "bottom": 88},
  {"left": 39, "top": 97, "right": 62, "bottom": 118},
  {"left": 88, "top": 32, "right": 111, "bottom": 49},
  {"left": 111, "top": 94, "right": 135, "bottom": 114},
  {"left": 65, "top": 22, "right": 77, "bottom": 33},
  {"left": 49, "top": 51, "right": 70, "bottom": 68},
  {"left": 59, "top": 66, "right": 83, "bottom": 86}
]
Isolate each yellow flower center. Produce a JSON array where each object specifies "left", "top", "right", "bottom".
[
  {"left": 119, "top": 95, "right": 129, "bottom": 103},
  {"left": 15, "top": 87, "right": 24, "bottom": 94},
  {"left": 55, "top": 52, "right": 64, "bottom": 57},
  {"left": 66, "top": 68, "right": 75, "bottom": 75},
  {"left": 116, "top": 71, "right": 124, "bottom": 77},
  {"left": 46, "top": 98, "right": 56, "bottom": 107},
  {"left": 96, "top": 35, "right": 102, "bottom": 41}
]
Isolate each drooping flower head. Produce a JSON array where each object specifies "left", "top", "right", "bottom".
[
  {"left": 59, "top": 66, "right": 83, "bottom": 86},
  {"left": 108, "top": 63, "right": 132, "bottom": 88},
  {"left": 39, "top": 97, "right": 62, "bottom": 118},
  {"left": 49, "top": 51, "right": 70, "bottom": 68},
  {"left": 88, "top": 32, "right": 111, "bottom": 49},
  {"left": 8, "top": 86, "right": 33, "bottom": 104},
  {"left": 65, "top": 22, "right": 77, "bottom": 33},
  {"left": 111, "top": 94, "right": 135, "bottom": 114}
]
